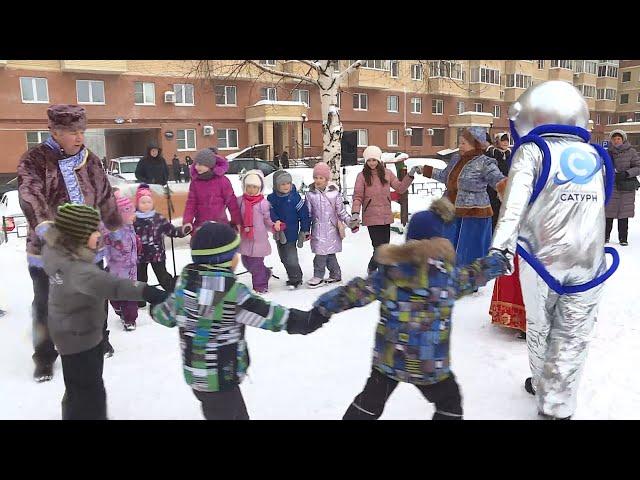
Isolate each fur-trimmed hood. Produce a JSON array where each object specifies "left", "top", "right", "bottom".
[
  {"left": 43, "top": 224, "right": 97, "bottom": 264},
  {"left": 375, "top": 237, "right": 456, "bottom": 266},
  {"left": 308, "top": 182, "right": 339, "bottom": 193},
  {"left": 429, "top": 197, "right": 456, "bottom": 223}
]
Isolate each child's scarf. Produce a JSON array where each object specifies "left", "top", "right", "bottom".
[{"left": 241, "top": 194, "right": 264, "bottom": 240}]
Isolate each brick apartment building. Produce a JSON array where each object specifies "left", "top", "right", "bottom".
[{"left": 1, "top": 59, "right": 636, "bottom": 181}]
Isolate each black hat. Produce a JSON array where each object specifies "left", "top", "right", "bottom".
[{"left": 191, "top": 222, "right": 240, "bottom": 266}]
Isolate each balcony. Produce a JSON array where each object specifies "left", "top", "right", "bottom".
[
  {"left": 504, "top": 87, "right": 526, "bottom": 103},
  {"left": 61, "top": 60, "right": 127, "bottom": 74},
  {"left": 548, "top": 68, "right": 573, "bottom": 82},
  {"left": 346, "top": 68, "right": 395, "bottom": 89},
  {"left": 428, "top": 77, "right": 466, "bottom": 96},
  {"left": 573, "top": 72, "right": 596, "bottom": 85},
  {"left": 595, "top": 99, "right": 617, "bottom": 112},
  {"left": 467, "top": 83, "right": 502, "bottom": 101},
  {"left": 596, "top": 76, "right": 618, "bottom": 88}
]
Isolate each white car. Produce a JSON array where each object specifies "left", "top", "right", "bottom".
[
  {"left": 107, "top": 156, "right": 142, "bottom": 183},
  {"left": 0, "top": 190, "right": 28, "bottom": 241}
]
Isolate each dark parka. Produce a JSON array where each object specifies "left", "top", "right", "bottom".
[
  {"left": 606, "top": 142, "right": 640, "bottom": 219},
  {"left": 135, "top": 143, "right": 169, "bottom": 185}
]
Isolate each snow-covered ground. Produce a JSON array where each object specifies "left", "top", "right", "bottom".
[{"left": 1, "top": 181, "right": 639, "bottom": 419}]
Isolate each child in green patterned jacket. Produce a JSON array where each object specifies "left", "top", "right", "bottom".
[{"left": 151, "top": 221, "right": 331, "bottom": 420}]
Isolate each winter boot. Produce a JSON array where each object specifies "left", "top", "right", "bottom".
[
  {"left": 286, "top": 280, "right": 303, "bottom": 290},
  {"left": 620, "top": 241, "right": 629, "bottom": 246},
  {"left": 538, "top": 411, "right": 571, "bottom": 420},
  {"left": 34, "top": 362, "right": 54, "bottom": 383},
  {"left": 325, "top": 277, "right": 342, "bottom": 285},
  {"left": 524, "top": 377, "right": 536, "bottom": 396},
  {"left": 306, "top": 277, "right": 325, "bottom": 289},
  {"left": 138, "top": 301, "right": 147, "bottom": 308},
  {"left": 516, "top": 331, "right": 526, "bottom": 340},
  {"left": 122, "top": 319, "right": 137, "bottom": 332},
  {"left": 102, "top": 330, "right": 114, "bottom": 358}
]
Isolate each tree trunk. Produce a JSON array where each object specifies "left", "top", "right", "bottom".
[{"left": 317, "top": 61, "right": 343, "bottom": 188}]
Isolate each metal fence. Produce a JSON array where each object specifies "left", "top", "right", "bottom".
[{"left": 2, "top": 214, "right": 28, "bottom": 243}]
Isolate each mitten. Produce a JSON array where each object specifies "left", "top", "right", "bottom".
[{"left": 142, "top": 285, "right": 169, "bottom": 305}]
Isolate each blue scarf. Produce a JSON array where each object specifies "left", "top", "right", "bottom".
[
  {"left": 44, "top": 136, "right": 87, "bottom": 205},
  {"left": 136, "top": 209, "right": 156, "bottom": 219}
]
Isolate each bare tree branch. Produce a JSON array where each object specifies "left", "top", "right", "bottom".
[
  {"left": 337, "top": 60, "right": 364, "bottom": 81},
  {"left": 297, "top": 60, "right": 319, "bottom": 70},
  {"left": 246, "top": 60, "right": 317, "bottom": 86}
]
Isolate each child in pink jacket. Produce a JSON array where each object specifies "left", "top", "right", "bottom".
[
  {"left": 182, "top": 148, "right": 242, "bottom": 235},
  {"left": 349, "top": 146, "right": 419, "bottom": 274},
  {"left": 238, "top": 170, "right": 274, "bottom": 293}
]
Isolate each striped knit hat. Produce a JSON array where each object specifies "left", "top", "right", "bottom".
[
  {"left": 191, "top": 221, "right": 240, "bottom": 267},
  {"left": 54, "top": 203, "right": 101, "bottom": 244}
]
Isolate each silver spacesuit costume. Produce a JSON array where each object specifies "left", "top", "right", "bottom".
[{"left": 491, "top": 81, "right": 617, "bottom": 419}]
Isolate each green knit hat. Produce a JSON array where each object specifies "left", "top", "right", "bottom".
[{"left": 54, "top": 203, "right": 101, "bottom": 244}]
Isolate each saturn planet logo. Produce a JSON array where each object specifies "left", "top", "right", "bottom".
[{"left": 553, "top": 147, "right": 602, "bottom": 186}]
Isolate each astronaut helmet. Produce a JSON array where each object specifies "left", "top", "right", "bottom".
[{"left": 509, "top": 80, "right": 590, "bottom": 138}]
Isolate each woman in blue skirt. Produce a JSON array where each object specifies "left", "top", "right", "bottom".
[{"left": 421, "top": 127, "right": 507, "bottom": 266}]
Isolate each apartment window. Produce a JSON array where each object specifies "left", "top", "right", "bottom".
[
  {"left": 550, "top": 60, "right": 574, "bottom": 69},
  {"left": 353, "top": 93, "right": 368, "bottom": 110},
  {"left": 622, "top": 71, "right": 632, "bottom": 82},
  {"left": 634, "top": 112, "right": 640, "bottom": 122},
  {"left": 474, "top": 102, "right": 483, "bottom": 113},
  {"left": 597, "top": 88, "right": 617, "bottom": 101},
  {"left": 506, "top": 73, "right": 532, "bottom": 89},
  {"left": 577, "top": 85, "right": 596, "bottom": 98},
  {"left": 410, "top": 127, "right": 423, "bottom": 147},
  {"left": 621, "top": 94, "right": 629, "bottom": 104},
  {"left": 387, "top": 129, "right": 399, "bottom": 147},
  {"left": 537, "top": 60, "right": 545, "bottom": 69},
  {"left": 134, "top": 82, "right": 155, "bottom": 105},
  {"left": 357, "top": 129, "right": 368, "bottom": 147},
  {"left": 607, "top": 115, "right": 613, "bottom": 125},
  {"left": 574, "top": 61, "right": 597, "bottom": 75},
  {"left": 20, "top": 77, "right": 49, "bottom": 103},
  {"left": 387, "top": 95, "right": 399, "bottom": 112},
  {"left": 177, "top": 129, "right": 196, "bottom": 151},
  {"left": 260, "top": 87, "right": 277, "bottom": 101},
  {"left": 637, "top": 92, "right": 640, "bottom": 103},
  {"left": 493, "top": 105, "right": 501, "bottom": 118},
  {"left": 259, "top": 60, "right": 276, "bottom": 66},
  {"left": 428, "top": 61, "right": 462, "bottom": 80},
  {"left": 432, "top": 99, "right": 444, "bottom": 115},
  {"left": 471, "top": 67, "right": 500, "bottom": 85},
  {"left": 597, "top": 64, "right": 618, "bottom": 78},
  {"left": 217, "top": 128, "right": 238, "bottom": 150},
  {"left": 303, "top": 128, "right": 311, "bottom": 147},
  {"left": 411, "top": 97, "right": 422, "bottom": 114},
  {"left": 619, "top": 114, "right": 627, "bottom": 123},
  {"left": 215, "top": 85, "right": 237, "bottom": 106},
  {"left": 361, "top": 60, "right": 388, "bottom": 70},
  {"left": 432, "top": 128, "right": 445, "bottom": 147},
  {"left": 411, "top": 64, "right": 424, "bottom": 81},
  {"left": 76, "top": 80, "right": 105, "bottom": 104},
  {"left": 26, "top": 131, "right": 51, "bottom": 149},
  {"left": 389, "top": 60, "right": 399, "bottom": 78},
  {"left": 457, "top": 101, "right": 465, "bottom": 114},
  {"left": 328, "top": 60, "right": 340, "bottom": 71},
  {"left": 174, "top": 83, "right": 194, "bottom": 105},
  {"left": 292, "top": 89, "right": 310, "bottom": 106},
  {"left": 596, "top": 113, "right": 601, "bottom": 125}
]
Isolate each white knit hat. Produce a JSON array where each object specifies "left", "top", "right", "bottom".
[
  {"left": 610, "top": 129, "right": 627, "bottom": 142},
  {"left": 363, "top": 145, "right": 382, "bottom": 161},
  {"left": 242, "top": 169, "right": 264, "bottom": 192}
]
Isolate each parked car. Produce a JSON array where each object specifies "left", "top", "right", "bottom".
[
  {"left": 227, "top": 157, "right": 276, "bottom": 177},
  {"left": 0, "top": 189, "right": 28, "bottom": 240},
  {"left": 107, "top": 156, "right": 142, "bottom": 182}
]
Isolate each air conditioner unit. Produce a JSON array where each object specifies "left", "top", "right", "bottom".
[
  {"left": 203, "top": 125, "right": 214, "bottom": 136},
  {"left": 164, "top": 91, "right": 176, "bottom": 103},
  {"left": 426, "top": 128, "right": 435, "bottom": 136},
  {"left": 404, "top": 128, "right": 413, "bottom": 136}
]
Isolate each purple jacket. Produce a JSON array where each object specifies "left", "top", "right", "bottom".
[
  {"left": 101, "top": 224, "right": 139, "bottom": 280},
  {"left": 182, "top": 156, "right": 242, "bottom": 230},
  {"left": 305, "top": 183, "right": 351, "bottom": 255},
  {"left": 238, "top": 197, "right": 274, "bottom": 258},
  {"left": 134, "top": 211, "right": 183, "bottom": 264}
]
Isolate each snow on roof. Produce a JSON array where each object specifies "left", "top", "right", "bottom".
[
  {"left": 253, "top": 100, "right": 309, "bottom": 107},
  {"left": 458, "top": 111, "right": 494, "bottom": 117},
  {"left": 437, "top": 148, "right": 459, "bottom": 155}
]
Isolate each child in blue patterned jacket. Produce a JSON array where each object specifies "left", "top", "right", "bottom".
[
  {"left": 313, "top": 197, "right": 509, "bottom": 420},
  {"left": 151, "top": 221, "right": 332, "bottom": 420}
]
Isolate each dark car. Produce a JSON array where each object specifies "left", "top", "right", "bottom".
[{"left": 227, "top": 157, "right": 276, "bottom": 177}]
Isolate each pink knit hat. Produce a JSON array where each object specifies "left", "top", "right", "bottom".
[
  {"left": 313, "top": 162, "right": 331, "bottom": 180},
  {"left": 135, "top": 184, "right": 153, "bottom": 209},
  {"left": 114, "top": 190, "right": 135, "bottom": 216}
]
